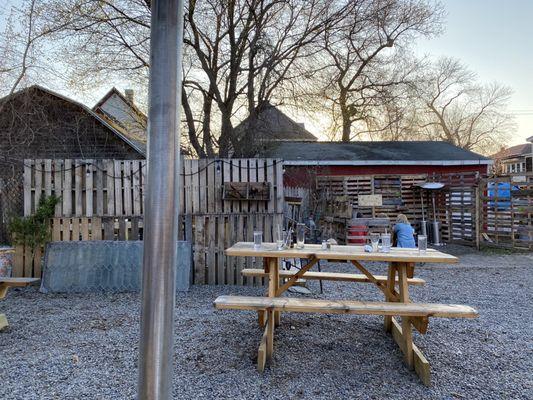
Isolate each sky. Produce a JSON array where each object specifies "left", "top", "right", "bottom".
[
  {"left": 2, "top": 0, "right": 532, "bottom": 145},
  {"left": 415, "top": 0, "right": 533, "bottom": 145}
]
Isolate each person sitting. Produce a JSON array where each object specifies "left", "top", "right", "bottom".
[{"left": 394, "top": 214, "right": 416, "bottom": 248}]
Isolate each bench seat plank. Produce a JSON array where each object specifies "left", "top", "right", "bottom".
[
  {"left": 0, "top": 278, "right": 40, "bottom": 287},
  {"left": 241, "top": 269, "right": 425, "bottom": 286},
  {"left": 214, "top": 296, "right": 478, "bottom": 319}
]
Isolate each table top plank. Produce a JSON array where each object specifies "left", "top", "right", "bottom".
[{"left": 225, "top": 242, "right": 458, "bottom": 264}]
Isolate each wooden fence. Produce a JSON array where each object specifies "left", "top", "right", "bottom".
[
  {"left": 478, "top": 174, "right": 532, "bottom": 250},
  {"left": 23, "top": 158, "right": 284, "bottom": 217},
  {"left": 17, "top": 158, "right": 285, "bottom": 284}
]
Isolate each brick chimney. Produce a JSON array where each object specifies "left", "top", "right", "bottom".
[{"left": 124, "top": 89, "right": 134, "bottom": 104}]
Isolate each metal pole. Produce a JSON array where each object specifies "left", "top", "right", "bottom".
[{"left": 138, "top": 0, "right": 184, "bottom": 399}]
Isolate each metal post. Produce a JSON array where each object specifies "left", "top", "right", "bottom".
[{"left": 138, "top": 0, "right": 184, "bottom": 399}]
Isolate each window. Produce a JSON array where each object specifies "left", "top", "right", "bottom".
[{"left": 526, "top": 157, "right": 532, "bottom": 173}]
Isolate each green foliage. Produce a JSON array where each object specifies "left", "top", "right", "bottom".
[{"left": 8, "top": 195, "right": 61, "bottom": 252}]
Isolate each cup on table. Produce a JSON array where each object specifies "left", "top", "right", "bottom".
[
  {"left": 418, "top": 235, "right": 427, "bottom": 253},
  {"left": 381, "top": 233, "right": 391, "bottom": 253},
  {"left": 276, "top": 230, "right": 287, "bottom": 250},
  {"left": 296, "top": 223, "right": 306, "bottom": 249},
  {"left": 370, "top": 233, "right": 380, "bottom": 252},
  {"left": 253, "top": 231, "right": 263, "bottom": 250}
]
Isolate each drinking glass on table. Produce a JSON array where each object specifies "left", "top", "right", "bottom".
[
  {"left": 381, "top": 233, "right": 391, "bottom": 253},
  {"left": 418, "top": 235, "right": 427, "bottom": 253},
  {"left": 253, "top": 231, "right": 263, "bottom": 250},
  {"left": 276, "top": 230, "right": 287, "bottom": 250},
  {"left": 370, "top": 233, "right": 380, "bottom": 252},
  {"left": 296, "top": 223, "right": 306, "bottom": 249}
]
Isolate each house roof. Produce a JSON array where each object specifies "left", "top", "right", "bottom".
[
  {"left": 235, "top": 104, "right": 317, "bottom": 142},
  {"left": 491, "top": 144, "right": 531, "bottom": 160},
  {"left": 1, "top": 85, "right": 146, "bottom": 156},
  {"left": 257, "top": 141, "right": 492, "bottom": 165},
  {"left": 93, "top": 87, "right": 148, "bottom": 125}
]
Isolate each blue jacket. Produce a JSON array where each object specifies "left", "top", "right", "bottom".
[{"left": 394, "top": 223, "right": 416, "bottom": 248}]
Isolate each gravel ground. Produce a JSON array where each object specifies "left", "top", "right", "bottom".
[{"left": 1, "top": 245, "right": 532, "bottom": 400}]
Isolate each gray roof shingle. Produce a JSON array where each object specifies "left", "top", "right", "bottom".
[{"left": 258, "top": 141, "right": 491, "bottom": 164}]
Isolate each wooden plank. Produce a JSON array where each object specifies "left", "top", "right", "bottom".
[
  {"left": 384, "top": 263, "right": 397, "bottom": 332},
  {"left": 63, "top": 159, "right": 72, "bottom": 215},
  {"left": 217, "top": 216, "right": 226, "bottom": 285},
  {"left": 92, "top": 217, "right": 102, "bottom": 240},
  {"left": 81, "top": 217, "right": 90, "bottom": 240},
  {"left": 12, "top": 246, "right": 24, "bottom": 277},
  {"left": 391, "top": 318, "right": 431, "bottom": 386},
  {"left": 206, "top": 216, "right": 216, "bottom": 285},
  {"left": 0, "top": 314, "right": 8, "bottom": 331},
  {"left": 132, "top": 160, "right": 142, "bottom": 215},
  {"left": 71, "top": 218, "right": 80, "bottom": 241},
  {"left": 232, "top": 160, "right": 241, "bottom": 213},
  {"left": 23, "top": 161, "right": 32, "bottom": 216},
  {"left": 191, "top": 160, "right": 200, "bottom": 214},
  {"left": 23, "top": 245, "right": 33, "bottom": 277},
  {"left": 398, "top": 263, "right": 414, "bottom": 369},
  {"left": 123, "top": 161, "right": 132, "bottom": 215},
  {"left": 52, "top": 218, "right": 61, "bottom": 241},
  {"left": 34, "top": 159, "right": 42, "bottom": 209},
  {"left": 199, "top": 158, "right": 208, "bottom": 214},
  {"left": 225, "top": 242, "right": 459, "bottom": 264},
  {"left": 207, "top": 159, "right": 216, "bottom": 214},
  {"left": 193, "top": 215, "right": 205, "bottom": 284},
  {"left": 33, "top": 246, "right": 42, "bottom": 278},
  {"left": 184, "top": 159, "right": 192, "bottom": 214},
  {"left": 222, "top": 159, "right": 232, "bottom": 213},
  {"left": 241, "top": 269, "right": 425, "bottom": 285},
  {"left": 62, "top": 218, "right": 71, "bottom": 241},
  {"left": 85, "top": 161, "right": 94, "bottom": 217},
  {"left": 213, "top": 296, "right": 478, "bottom": 318},
  {"left": 44, "top": 159, "right": 52, "bottom": 196},
  {"left": 0, "top": 277, "right": 40, "bottom": 286},
  {"left": 105, "top": 160, "right": 115, "bottom": 216},
  {"left": 94, "top": 159, "right": 104, "bottom": 216},
  {"left": 257, "top": 325, "right": 268, "bottom": 372},
  {"left": 114, "top": 161, "right": 123, "bottom": 216},
  {"left": 74, "top": 160, "right": 83, "bottom": 216}
]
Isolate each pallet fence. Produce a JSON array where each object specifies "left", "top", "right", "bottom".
[
  {"left": 479, "top": 174, "right": 532, "bottom": 250},
  {"left": 16, "top": 158, "right": 284, "bottom": 284}
]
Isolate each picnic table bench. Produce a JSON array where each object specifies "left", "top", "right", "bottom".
[
  {"left": 0, "top": 277, "right": 40, "bottom": 330},
  {"left": 215, "top": 243, "right": 478, "bottom": 386}
]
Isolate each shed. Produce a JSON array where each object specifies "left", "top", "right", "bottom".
[{"left": 257, "top": 141, "right": 491, "bottom": 187}]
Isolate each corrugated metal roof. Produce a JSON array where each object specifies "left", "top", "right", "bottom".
[{"left": 257, "top": 141, "right": 491, "bottom": 165}]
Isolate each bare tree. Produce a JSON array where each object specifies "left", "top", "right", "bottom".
[
  {"left": 319, "top": 0, "right": 443, "bottom": 142},
  {"left": 1, "top": 0, "right": 51, "bottom": 97},
  {"left": 39, "top": 0, "right": 349, "bottom": 157},
  {"left": 414, "top": 57, "right": 514, "bottom": 153}
]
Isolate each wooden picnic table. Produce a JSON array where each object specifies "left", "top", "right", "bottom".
[
  {"left": 0, "top": 277, "right": 40, "bottom": 331},
  {"left": 216, "top": 242, "right": 478, "bottom": 386}
]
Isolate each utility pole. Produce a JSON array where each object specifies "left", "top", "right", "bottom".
[{"left": 138, "top": 0, "right": 184, "bottom": 399}]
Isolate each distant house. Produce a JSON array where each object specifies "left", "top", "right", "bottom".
[
  {"left": 491, "top": 143, "right": 532, "bottom": 174},
  {"left": 93, "top": 87, "right": 147, "bottom": 149},
  {"left": 256, "top": 141, "right": 492, "bottom": 187},
  {"left": 233, "top": 103, "right": 317, "bottom": 156},
  {"left": 0, "top": 85, "right": 145, "bottom": 165}
]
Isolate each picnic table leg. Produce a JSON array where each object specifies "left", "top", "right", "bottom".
[
  {"left": 258, "top": 258, "right": 270, "bottom": 327},
  {"left": 398, "top": 262, "right": 414, "bottom": 369},
  {"left": 384, "top": 262, "right": 397, "bottom": 332},
  {"left": 0, "top": 313, "right": 8, "bottom": 331}
]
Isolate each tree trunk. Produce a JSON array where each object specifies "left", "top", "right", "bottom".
[
  {"left": 340, "top": 96, "right": 351, "bottom": 142},
  {"left": 218, "top": 110, "right": 233, "bottom": 158}
]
